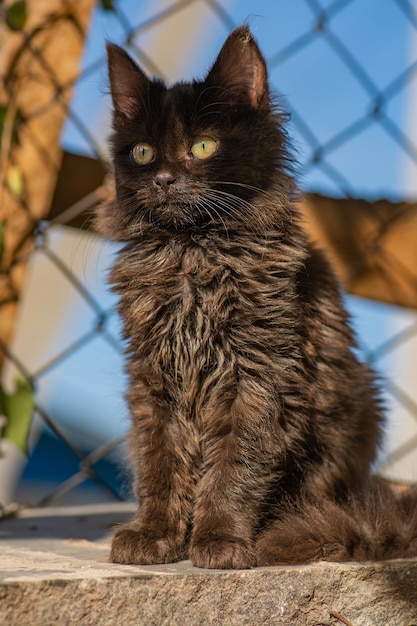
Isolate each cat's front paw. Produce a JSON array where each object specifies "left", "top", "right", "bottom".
[
  {"left": 190, "top": 537, "right": 256, "bottom": 569},
  {"left": 111, "top": 527, "right": 183, "bottom": 565}
]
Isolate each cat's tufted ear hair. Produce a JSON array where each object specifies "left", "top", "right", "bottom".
[
  {"left": 205, "top": 26, "right": 269, "bottom": 110},
  {"left": 106, "top": 43, "right": 148, "bottom": 120}
]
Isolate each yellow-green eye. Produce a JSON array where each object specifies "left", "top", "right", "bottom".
[
  {"left": 131, "top": 142, "right": 154, "bottom": 165},
  {"left": 191, "top": 137, "right": 218, "bottom": 160}
]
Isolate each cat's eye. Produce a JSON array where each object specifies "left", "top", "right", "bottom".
[
  {"left": 190, "top": 137, "right": 218, "bottom": 160},
  {"left": 131, "top": 142, "right": 154, "bottom": 165}
]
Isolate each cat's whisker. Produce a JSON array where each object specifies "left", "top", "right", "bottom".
[
  {"left": 196, "top": 198, "right": 230, "bottom": 239},
  {"left": 196, "top": 176, "right": 288, "bottom": 219},
  {"left": 203, "top": 194, "right": 246, "bottom": 232},
  {"left": 204, "top": 190, "right": 270, "bottom": 236},
  {"left": 210, "top": 179, "right": 289, "bottom": 205},
  {"left": 191, "top": 200, "right": 206, "bottom": 225},
  {"left": 196, "top": 85, "right": 233, "bottom": 107},
  {"left": 197, "top": 105, "right": 231, "bottom": 121}
]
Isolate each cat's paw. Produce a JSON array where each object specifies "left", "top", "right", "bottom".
[
  {"left": 111, "top": 528, "right": 183, "bottom": 565},
  {"left": 190, "top": 537, "right": 256, "bottom": 569}
]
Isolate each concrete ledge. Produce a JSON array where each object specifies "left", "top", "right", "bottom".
[{"left": 1, "top": 504, "right": 417, "bottom": 626}]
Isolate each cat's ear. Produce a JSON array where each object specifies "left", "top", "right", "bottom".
[
  {"left": 106, "top": 43, "right": 148, "bottom": 120},
  {"left": 205, "top": 26, "right": 269, "bottom": 109}
]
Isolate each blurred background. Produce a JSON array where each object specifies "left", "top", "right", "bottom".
[{"left": 0, "top": 0, "right": 417, "bottom": 510}]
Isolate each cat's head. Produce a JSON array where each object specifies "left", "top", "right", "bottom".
[{"left": 103, "top": 26, "right": 293, "bottom": 239}]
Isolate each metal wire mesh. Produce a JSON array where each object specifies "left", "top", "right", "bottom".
[{"left": 1, "top": 0, "right": 417, "bottom": 512}]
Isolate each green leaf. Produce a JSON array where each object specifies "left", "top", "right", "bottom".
[
  {"left": 0, "top": 106, "right": 22, "bottom": 147},
  {"left": 6, "top": 165, "right": 25, "bottom": 197},
  {"left": 5, "top": 0, "right": 28, "bottom": 31},
  {"left": 0, "top": 380, "right": 34, "bottom": 456}
]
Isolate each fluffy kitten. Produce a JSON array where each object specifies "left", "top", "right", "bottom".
[{"left": 97, "top": 26, "right": 417, "bottom": 569}]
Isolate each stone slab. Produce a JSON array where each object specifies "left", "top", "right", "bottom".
[{"left": 1, "top": 503, "right": 417, "bottom": 626}]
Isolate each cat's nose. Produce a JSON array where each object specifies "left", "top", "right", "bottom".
[{"left": 154, "top": 171, "right": 177, "bottom": 192}]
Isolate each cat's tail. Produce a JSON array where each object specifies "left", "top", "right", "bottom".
[{"left": 256, "top": 480, "right": 417, "bottom": 565}]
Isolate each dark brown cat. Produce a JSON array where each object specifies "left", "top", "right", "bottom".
[{"left": 97, "top": 27, "right": 417, "bottom": 569}]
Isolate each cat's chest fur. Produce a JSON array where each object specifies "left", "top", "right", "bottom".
[
  {"left": 115, "top": 235, "right": 238, "bottom": 359},
  {"left": 112, "top": 231, "right": 304, "bottom": 407}
]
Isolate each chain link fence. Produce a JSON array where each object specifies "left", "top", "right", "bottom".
[{"left": 1, "top": 0, "right": 417, "bottom": 513}]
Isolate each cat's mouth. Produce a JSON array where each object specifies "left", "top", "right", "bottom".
[
  {"left": 141, "top": 186, "right": 213, "bottom": 230},
  {"left": 149, "top": 199, "right": 201, "bottom": 230}
]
